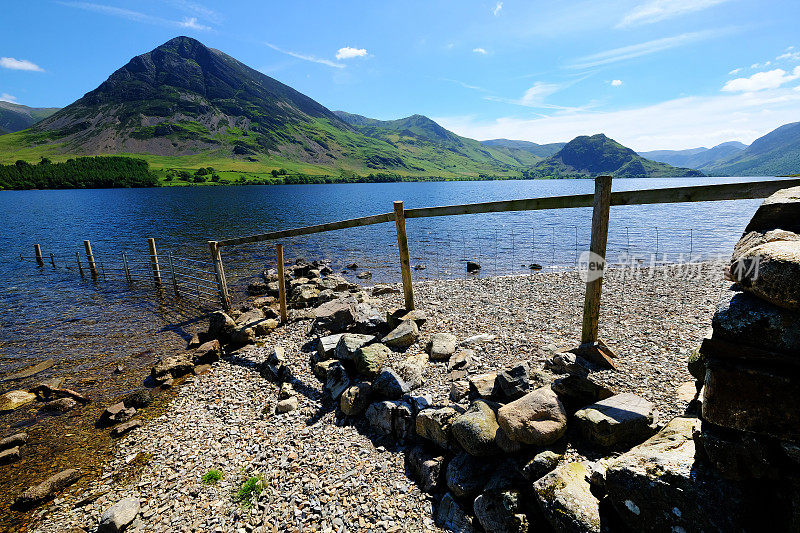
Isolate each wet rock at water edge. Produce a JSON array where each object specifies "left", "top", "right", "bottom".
[
  {"left": 39, "top": 398, "right": 78, "bottom": 413},
  {"left": 0, "top": 432, "right": 27, "bottom": 450},
  {"left": 110, "top": 419, "right": 141, "bottom": 438},
  {"left": 467, "top": 261, "right": 481, "bottom": 273},
  {"left": 0, "top": 390, "right": 37, "bottom": 412},
  {"left": 0, "top": 446, "right": 21, "bottom": 465},
  {"left": 14, "top": 469, "right": 82, "bottom": 508},
  {"left": 100, "top": 402, "right": 136, "bottom": 426}
]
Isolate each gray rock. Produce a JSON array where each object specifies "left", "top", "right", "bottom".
[
  {"left": 110, "top": 419, "right": 141, "bottom": 438},
  {"left": 427, "top": 333, "right": 457, "bottom": 360},
  {"left": 260, "top": 346, "right": 288, "bottom": 382},
  {"left": 574, "top": 393, "right": 657, "bottom": 447},
  {"left": 451, "top": 400, "right": 502, "bottom": 456},
  {"left": 40, "top": 398, "right": 77, "bottom": 412},
  {"left": 353, "top": 343, "right": 391, "bottom": 377},
  {"left": 275, "top": 397, "right": 298, "bottom": 414},
  {"left": 313, "top": 359, "right": 338, "bottom": 382},
  {"left": 371, "top": 368, "right": 410, "bottom": 400},
  {"left": 733, "top": 240, "right": 800, "bottom": 311},
  {"left": 191, "top": 339, "right": 222, "bottom": 365},
  {"left": 207, "top": 311, "right": 236, "bottom": 341},
  {"left": 277, "top": 382, "right": 295, "bottom": 401},
  {"left": 436, "top": 492, "right": 477, "bottom": 533},
  {"left": 407, "top": 446, "right": 446, "bottom": 493},
  {"left": 316, "top": 333, "right": 344, "bottom": 360},
  {"left": 460, "top": 333, "right": 495, "bottom": 346},
  {"left": 448, "top": 349, "right": 473, "bottom": 372},
  {"left": 606, "top": 417, "right": 747, "bottom": 533},
  {"left": 101, "top": 402, "right": 136, "bottom": 426},
  {"left": 450, "top": 380, "right": 470, "bottom": 403},
  {"left": 98, "top": 497, "right": 139, "bottom": 533},
  {"left": 700, "top": 423, "right": 784, "bottom": 480},
  {"left": 14, "top": 469, "right": 82, "bottom": 508},
  {"left": 545, "top": 352, "right": 591, "bottom": 376},
  {"left": 468, "top": 373, "right": 499, "bottom": 399},
  {"left": 497, "top": 386, "right": 567, "bottom": 446},
  {"left": 416, "top": 406, "right": 460, "bottom": 450},
  {"left": 372, "top": 284, "right": 401, "bottom": 296},
  {"left": 340, "top": 383, "right": 372, "bottom": 416},
  {"left": 710, "top": 289, "right": 800, "bottom": 354},
  {"left": 732, "top": 228, "right": 800, "bottom": 263},
  {"left": 395, "top": 353, "right": 428, "bottom": 389},
  {"left": 446, "top": 452, "right": 494, "bottom": 498},
  {"left": 324, "top": 361, "right": 350, "bottom": 400},
  {"left": 474, "top": 489, "right": 529, "bottom": 533},
  {"left": 521, "top": 450, "right": 563, "bottom": 481},
  {"left": 551, "top": 374, "right": 616, "bottom": 409},
  {"left": 353, "top": 303, "right": 386, "bottom": 334},
  {"left": 533, "top": 462, "right": 601, "bottom": 533},
  {"left": 312, "top": 297, "right": 357, "bottom": 333},
  {"left": 743, "top": 185, "right": 800, "bottom": 233},
  {"left": 382, "top": 320, "right": 419, "bottom": 349},
  {"left": 0, "top": 433, "right": 27, "bottom": 450},
  {"left": 496, "top": 362, "right": 532, "bottom": 400},
  {"left": 0, "top": 446, "right": 20, "bottom": 465},
  {"left": 151, "top": 353, "right": 194, "bottom": 382},
  {"left": 365, "top": 400, "right": 414, "bottom": 441},
  {"left": 334, "top": 333, "right": 376, "bottom": 362}
]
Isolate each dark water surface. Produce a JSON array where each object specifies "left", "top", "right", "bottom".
[{"left": 0, "top": 176, "right": 788, "bottom": 528}]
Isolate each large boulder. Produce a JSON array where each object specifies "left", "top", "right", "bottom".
[
  {"left": 395, "top": 352, "right": 428, "bottom": 389},
  {"left": 382, "top": 320, "right": 420, "bottom": 349},
  {"left": 427, "top": 333, "right": 457, "bottom": 360},
  {"left": 416, "top": 406, "right": 461, "bottom": 450},
  {"left": 334, "top": 333, "right": 376, "bottom": 362},
  {"left": 446, "top": 452, "right": 494, "bottom": 498},
  {"left": 496, "top": 362, "right": 532, "bottom": 400},
  {"left": 743, "top": 185, "right": 800, "bottom": 234},
  {"left": 436, "top": 492, "right": 477, "bottom": 533},
  {"left": 340, "top": 383, "right": 372, "bottom": 416},
  {"left": 207, "top": 311, "right": 236, "bottom": 342},
  {"left": 732, "top": 228, "right": 800, "bottom": 263},
  {"left": 371, "top": 369, "right": 410, "bottom": 400},
  {"left": 573, "top": 393, "right": 657, "bottom": 448},
  {"left": 14, "top": 469, "right": 82, "bottom": 508},
  {"left": 312, "top": 297, "right": 357, "bottom": 333},
  {"left": 353, "top": 343, "right": 391, "bottom": 377},
  {"left": 709, "top": 290, "right": 800, "bottom": 354},
  {"left": 474, "top": 488, "right": 529, "bottom": 533},
  {"left": 406, "top": 446, "right": 446, "bottom": 493},
  {"left": 533, "top": 462, "right": 601, "bottom": 533},
  {"left": 605, "top": 417, "right": 748, "bottom": 533},
  {"left": 497, "top": 386, "right": 567, "bottom": 446},
  {"left": 316, "top": 333, "right": 344, "bottom": 361},
  {"left": 98, "top": 497, "right": 139, "bottom": 533},
  {"left": 451, "top": 400, "right": 502, "bottom": 456},
  {"left": 732, "top": 241, "right": 800, "bottom": 311}
]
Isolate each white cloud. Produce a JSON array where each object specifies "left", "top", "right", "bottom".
[
  {"left": 729, "top": 68, "right": 742, "bottom": 75},
  {"left": 568, "top": 29, "right": 731, "bottom": 69},
  {"left": 611, "top": 79, "right": 623, "bottom": 86},
  {"left": 520, "top": 82, "right": 561, "bottom": 105},
  {"left": 179, "top": 17, "right": 210, "bottom": 30},
  {"left": 265, "top": 42, "right": 344, "bottom": 68},
  {"left": 493, "top": 2, "right": 503, "bottom": 16},
  {"left": 433, "top": 87, "right": 800, "bottom": 151},
  {"left": 335, "top": 47, "right": 367, "bottom": 60},
  {"left": 777, "top": 51, "right": 800, "bottom": 61},
  {"left": 617, "top": 0, "right": 729, "bottom": 27},
  {"left": 0, "top": 57, "right": 44, "bottom": 72},
  {"left": 473, "top": 48, "right": 488, "bottom": 55},
  {"left": 0, "top": 93, "right": 18, "bottom": 103},
  {"left": 722, "top": 67, "right": 800, "bottom": 92}
]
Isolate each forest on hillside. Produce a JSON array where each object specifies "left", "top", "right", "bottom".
[{"left": 0, "top": 157, "right": 158, "bottom": 190}]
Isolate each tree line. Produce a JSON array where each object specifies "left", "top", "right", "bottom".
[{"left": 0, "top": 157, "right": 158, "bottom": 190}]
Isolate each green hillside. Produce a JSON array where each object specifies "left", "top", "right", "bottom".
[
  {"left": 705, "top": 122, "right": 800, "bottom": 176},
  {"left": 481, "top": 138, "right": 565, "bottom": 158},
  {"left": 639, "top": 141, "right": 747, "bottom": 169},
  {"left": 527, "top": 134, "right": 704, "bottom": 178},
  {"left": 0, "top": 101, "right": 59, "bottom": 134}
]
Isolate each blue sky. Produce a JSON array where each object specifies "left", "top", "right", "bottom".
[{"left": 1, "top": 0, "right": 799, "bottom": 150}]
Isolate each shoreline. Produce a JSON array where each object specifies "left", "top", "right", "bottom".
[{"left": 24, "top": 263, "right": 727, "bottom": 532}]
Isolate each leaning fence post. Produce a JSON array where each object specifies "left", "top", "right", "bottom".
[
  {"left": 580, "top": 175, "right": 613, "bottom": 345},
  {"left": 84, "top": 240, "right": 98, "bottom": 279},
  {"left": 76, "top": 251, "right": 85, "bottom": 278},
  {"left": 122, "top": 252, "right": 131, "bottom": 283},
  {"left": 50, "top": 253, "right": 55, "bottom": 268},
  {"left": 208, "top": 241, "right": 230, "bottom": 309},
  {"left": 34, "top": 244, "right": 44, "bottom": 267},
  {"left": 393, "top": 201, "right": 415, "bottom": 311},
  {"left": 276, "top": 244, "right": 288, "bottom": 323},
  {"left": 169, "top": 251, "right": 179, "bottom": 298},
  {"left": 148, "top": 238, "right": 162, "bottom": 288}
]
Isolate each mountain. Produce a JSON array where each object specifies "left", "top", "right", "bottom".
[
  {"left": 481, "top": 139, "right": 565, "bottom": 158},
  {"left": 334, "top": 111, "right": 543, "bottom": 169},
  {"left": 704, "top": 122, "right": 800, "bottom": 176},
  {"left": 639, "top": 141, "right": 747, "bottom": 169},
  {"left": 1, "top": 36, "right": 540, "bottom": 176},
  {"left": 528, "top": 134, "right": 703, "bottom": 178},
  {"left": 0, "top": 101, "right": 59, "bottom": 135}
]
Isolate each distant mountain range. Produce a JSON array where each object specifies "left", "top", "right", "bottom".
[
  {"left": 0, "top": 101, "right": 59, "bottom": 135},
  {"left": 0, "top": 36, "right": 798, "bottom": 178}
]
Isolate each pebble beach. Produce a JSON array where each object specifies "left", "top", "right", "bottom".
[{"left": 27, "top": 262, "right": 729, "bottom": 532}]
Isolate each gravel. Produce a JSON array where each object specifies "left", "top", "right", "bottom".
[{"left": 29, "top": 262, "right": 727, "bottom": 532}]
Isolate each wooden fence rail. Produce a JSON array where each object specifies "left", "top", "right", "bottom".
[{"left": 211, "top": 176, "right": 800, "bottom": 347}]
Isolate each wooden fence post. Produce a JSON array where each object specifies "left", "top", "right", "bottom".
[
  {"left": 76, "top": 251, "right": 85, "bottom": 278},
  {"left": 84, "top": 240, "right": 98, "bottom": 279},
  {"left": 50, "top": 253, "right": 55, "bottom": 268},
  {"left": 580, "top": 175, "right": 613, "bottom": 345},
  {"left": 122, "top": 252, "right": 131, "bottom": 283},
  {"left": 168, "top": 251, "right": 179, "bottom": 298},
  {"left": 393, "top": 201, "right": 415, "bottom": 311},
  {"left": 276, "top": 244, "right": 288, "bottom": 323},
  {"left": 148, "top": 238, "right": 162, "bottom": 288},
  {"left": 208, "top": 241, "right": 230, "bottom": 309},
  {"left": 34, "top": 244, "right": 44, "bottom": 267}
]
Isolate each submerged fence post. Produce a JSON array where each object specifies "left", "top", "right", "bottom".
[
  {"left": 276, "top": 244, "right": 288, "bottom": 323},
  {"left": 168, "top": 251, "right": 179, "bottom": 298},
  {"left": 84, "top": 240, "right": 98, "bottom": 279},
  {"left": 580, "top": 175, "right": 613, "bottom": 345},
  {"left": 208, "top": 241, "right": 230, "bottom": 310},
  {"left": 122, "top": 252, "right": 132, "bottom": 283},
  {"left": 394, "top": 201, "right": 415, "bottom": 311},
  {"left": 50, "top": 253, "right": 55, "bottom": 268},
  {"left": 76, "top": 251, "right": 85, "bottom": 278},
  {"left": 148, "top": 238, "right": 162, "bottom": 288},
  {"left": 34, "top": 244, "right": 44, "bottom": 267}
]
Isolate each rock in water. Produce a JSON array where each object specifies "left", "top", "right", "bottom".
[
  {"left": 605, "top": 417, "right": 748, "bottom": 533},
  {"left": 207, "top": 311, "right": 236, "bottom": 341},
  {"left": 451, "top": 400, "right": 501, "bottom": 456},
  {"left": 0, "top": 390, "right": 37, "bottom": 412},
  {"left": 15, "top": 469, "right": 82, "bottom": 508},
  {"left": 533, "top": 462, "right": 600, "bottom": 533},
  {"left": 466, "top": 261, "right": 481, "bottom": 273},
  {"left": 382, "top": 320, "right": 419, "bottom": 349},
  {"left": 0, "top": 433, "right": 27, "bottom": 450},
  {"left": 110, "top": 420, "right": 141, "bottom": 438},
  {"left": 0, "top": 446, "right": 20, "bottom": 465},
  {"left": 427, "top": 333, "right": 457, "bottom": 360},
  {"left": 497, "top": 386, "right": 567, "bottom": 446},
  {"left": 573, "top": 393, "right": 657, "bottom": 447},
  {"left": 98, "top": 497, "right": 140, "bottom": 533}
]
